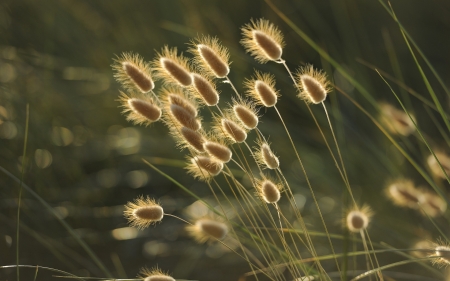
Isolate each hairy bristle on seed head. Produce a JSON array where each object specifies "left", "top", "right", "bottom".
[
  {"left": 190, "top": 74, "right": 220, "bottom": 106},
  {"left": 433, "top": 245, "right": 450, "bottom": 267},
  {"left": 169, "top": 104, "right": 201, "bottom": 131},
  {"left": 296, "top": 64, "right": 331, "bottom": 104},
  {"left": 118, "top": 92, "right": 161, "bottom": 126},
  {"left": 180, "top": 127, "right": 205, "bottom": 152},
  {"left": 124, "top": 196, "right": 163, "bottom": 229},
  {"left": 203, "top": 141, "right": 232, "bottom": 163},
  {"left": 113, "top": 52, "right": 154, "bottom": 93},
  {"left": 187, "top": 218, "right": 229, "bottom": 243},
  {"left": 187, "top": 156, "right": 223, "bottom": 181},
  {"left": 386, "top": 179, "right": 420, "bottom": 209},
  {"left": 244, "top": 72, "right": 279, "bottom": 107},
  {"left": 258, "top": 142, "right": 279, "bottom": 169},
  {"left": 379, "top": 102, "right": 416, "bottom": 136},
  {"left": 189, "top": 36, "right": 230, "bottom": 78},
  {"left": 167, "top": 93, "right": 198, "bottom": 117},
  {"left": 259, "top": 179, "right": 281, "bottom": 204},
  {"left": 221, "top": 118, "right": 247, "bottom": 143},
  {"left": 241, "top": 19, "right": 285, "bottom": 63},
  {"left": 139, "top": 268, "right": 175, "bottom": 281},
  {"left": 233, "top": 103, "right": 259, "bottom": 130},
  {"left": 152, "top": 46, "right": 192, "bottom": 87},
  {"left": 346, "top": 206, "right": 372, "bottom": 233},
  {"left": 427, "top": 152, "right": 450, "bottom": 180}
]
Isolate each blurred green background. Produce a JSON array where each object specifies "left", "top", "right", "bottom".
[{"left": 1, "top": 0, "right": 450, "bottom": 280}]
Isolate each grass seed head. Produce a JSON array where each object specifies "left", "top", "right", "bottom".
[
  {"left": 256, "top": 142, "right": 279, "bottom": 170},
  {"left": 433, "top": 245, "right": 450, "bottom": 268},
  {"left": 153, "top": 46, "right": 192, "bottom": 87},
  {"left": 296, "top": 64, "right": 331, "bottom": 104},
  {"left": 119, "top": 92, "right": 161, "bottom": 126},
  {"left": 244, "top": 71, "right": 279, "bottom": 107},
  {"left": 419, "top": 191, "right": 447, "bottom": 217},
  {"left": 124, "top": 196, "right": 163, "bottom": 229},
  {"left": 379, "top": 102, "right": 416, "bottom": 136},
  {"left": 169, "top": 104, "right": 201, "bottom": 131},
  {"left": 204, "top": 140, "right": 232, "bottom": 163},
  {"left": 190, "top": 35, "right": 230, "bottom": 78},
  {"left": 113, "top": 52, "right": 154, "bottom": 93},
  {"left": 386, "top": 179, "right": 420, "bottom": 209},
  {"left": 233, "top": 102, "right": 259, "bottom": 130},
  {"left": 258, "top": 179, "right": 281, "bottom": 204},
  {"left": 187, "top": 218, "right": 229, "bottom": 243},
  {"left": 167, "top": 92, "right": 198, "bottom": 118},
  {"left": 346, "top": 205, "right": 372, "bottom": 233},
  {"left": 221, "top": 118, "right": 247, "bottom": 143},
  {"left": 190, "top": 73, "right": 219, "bottom": 106},
  {"left": 187, "top": 156, "right": 224, "bottom": 181},
  {"left": 241, "top": 19, "right": 285, "bottom": 63},
  {"left": 179, "top": 127, "right": 205, "bottom": 153},
  {"left": 139, "top": 268, "right": 175, "bottom": 281},
  {"left": 427, "top": 152, "right": 450, "bottom": 180}
]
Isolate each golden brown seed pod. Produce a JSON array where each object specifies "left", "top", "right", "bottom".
[
  {"left": 118, "top": 92, "right": 162, "bottom": 126},
  {"left": 296, "top": 64, "right": 331, "bottom": 104},
  {"left": 187, "top": 156, "right": 223, "bottom": 181},
  {"left": 419, "top": 191, "right": 447, "bottom": 217},
  {"left": 124, "top": 196, "right": 163, "bottom": 229},
  {"left": 221, "top": 118, "right": 247, "bottom": 143},
  {"left": 160, "top": 87, "right": 198, "bottom": 118},
  {"left": 255, "top": 141, "right": 279, "bottom": 170},
  {"left": 190, "top": 73, "right": 220, "bottom": 106},
  {"left": 345, "top": 205, "right": 372, "bottom": 233},
  {"left": 432, "top": 244, "right": 450, "bottom": 268},
  {"left": 232, "top": 100, "right": 259, "bottom": 130},
  {"left": 152, "top": 46, "right": 192, "bottom": 87},
  {"left": 427, "top": 152, "right": 450, "bottom": 179},
  {"left": 169, "top": 104, "right": 201, "bottom": 131},
  {"left": 139, "top": 267, "right": 175, "bottom": 281},
  {"left": 241, "top": 19, "right": 285, "bottom": 63},
  {"left": 257, "top": 178, "right": 282, "bottom": 204},
  {"left": 112, "top": 52, "right": 154, "bottom": 93},
  {"left": 244, "top": 71, "right": 279, "bottom": 107},
  {"left": 385, "top": 179, "right": 420, "bottom": 209},
  {"left": 186, "top": 218, "right": 229, "bottom": 243},
  {"left": 189, "top": 35, "right": 230, "bottom": 78},
  {"left": 379, "top": 102, "right": 416, "bottom": 136},
  {"left": 168, "top": 126, "right": 205, "bottom": 153},
  {"left": 203, "top": 140, "right": 232, "bottom": 163}
]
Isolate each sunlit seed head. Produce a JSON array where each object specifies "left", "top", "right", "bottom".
[
  {"left": 187, "top": 156, "right": 223, "bottom": 181},
  {"left": 244, "top": 72, "right": 279, "bottom": 107},
  {"left": 385, "top": 179, "right": 420, "bottom": 209},
  {"left": 139, "top": 268, "right": 175, "bottom": 281},
  {"left": 379, "top": 102, "right": 416, "bottom": 136},
  {"left": 233, "top": 103, "right": 259, "bottom": 130},
  {"left": 118, "top": 92, "right": 161, "bottom": 126},
  {"left": 419, "top": 191, "right": 447, "bottom": 217},
  {"left": 187, "top": 218, "right": 229, "bottom": 243},
  {"left": 180, "top": 127, "right": 205, "bottom": 152},
  {"left": 189, "top": 36, "right": 230, "bottom": 78},
  {"left": 169, "top": 104, "right": 201, "bottom": 131},
  {"left": 258, "top": 142, "right": 279, "bottom": 169},
  {"left": 296, "top": 64, "right": 331, "bottom": 104},
  {"left": 427, "top": 152, "right": 450, "bottom": 180},
  {"left": 259, "top": 179, "right": 281, "bottom": 204},
  {"left": 346, "top": 206, "right": 372, "bottom": 233},
  {"left": 221, "top": 118, "right": 247, "bottom": 143},
  {"left": 168, "top": 93, "right": 198, "bottom": 117},
  {"left": 124, "top": 196, "right": 163, "bottom": 229},
  {"left": 411, "top": 240, "right": 434, "bottom": 258},
  {"left": 112, "top": 52, "right": 154, "bottom": 93},
  {"left": 203, "top": 141, "right": 232, "bottom": 163},
  {"left": 433, "top": 245, "right": 450, "bottom": 268},
  {"left": 152, "top": 46, "right": 192, "bottom": 87},
  {"left": 191, "top": 73, "right": 219, "bottom": 106},
  {"left": 241, "top": 19, "right": 285, "bottom": 63}
]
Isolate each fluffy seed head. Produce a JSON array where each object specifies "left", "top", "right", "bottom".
[
  {"left": 187, "top": 156, "right": 224, "bottom": 181},
  {"left": 169, "top": 104, "right": 201, "bottom": 131},
  {"left": 180, "top": 127, "right": 205, "bottom": 152},
  {"left": 433, "top": 245, "right": 450, "bottom": 268},
  {"left": 258, "top": 179, "right": 282, "bottom": 204},
  {"left": 190, "top": 73, "right": 220, "bottom": 106},
  {"left": 346, "top": 206, "right": 372, "bottom": 233},
  {"left": 190, "top": 36, "right": 230, "bottom": 78},
  {"left": 419, "top": 191, "right": 447, "bottom": 217},
  {"left": 379, "top": 102, "right": 416, "bottom": 136},
  {"left": 112, "top": 52, "right": 154, "bottom": 93},
  {"left": 139, "top": 268, "right": 175, "bottom": 281},
  {"left": 244, "top": 71, "right": 279, "bottom": 107},
  {"left": 233, "top": 102, "right": 259, "bottom": 130},
  {"left": 296, "top": 64, "right": 331, "bottom": 104},
  {"left": 153, "top": 46, "right": 192, "bottom": 87},
  {"left": 221, "top": 118, "right": 247, "bottom": 143},
  {"left": 385, "top": 179, "right": 420, "bottom": 209},
  {"left": 167, "top": 92, "right": 198, "bottom": 117},
  {"left": 241, "top": 19, "right": 285, "bottom": 63},
  {"left": 124, "top": 196, "right": 163, "bottom": 229},
  {"left": 256, "top": 142, "right": 279, "bottom": 169},
  {"left": 204, "top": 141, "right": 232, "bottom": 163},
  {"left": 187, "top": 218, "right": 229, "bottom": 243},
  {"left": 118, "top": 92, "right": 161, "bottom": 126},
  {"left": 427, "top": 152, "right": 450, "bottom": 179}
]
